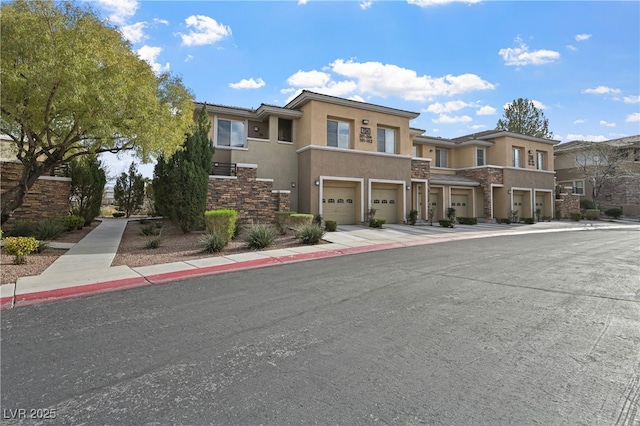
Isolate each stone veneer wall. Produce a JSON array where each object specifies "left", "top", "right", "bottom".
[
  {"left": 206, "top": 165, "right": 290, "bottom": 224},
  {"left": 411, "top": 159, "right": 431, "bottom": 180},
  {"left": 599, "top": 176, "right": 640, "bottom": 216},
  {"left": 1, "top": 161, "right": 72, "bottom": 226},
  {"left": 456, "top": 167, "right": 504, "bottom": 220},
  {"left": 554, "top": 186, "right": 580, "bottom": 219}
]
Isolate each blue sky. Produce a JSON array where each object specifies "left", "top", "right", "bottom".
[{"left": 91, "top": 0, "right": 640, "bottom": 177}]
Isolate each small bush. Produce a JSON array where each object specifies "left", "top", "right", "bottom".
[
  {"left": 370, "top": 218, "right": 386, "bottom": 228},
  {"left": 3, "top": 236, "right": 39, "bottom": 264},
  {"left": 113, "top": 212, "right": 126, "bottom": 218},
  {"left": 457, "top": 217, "right": 478, "bottom": 225},
  {"left": 408, "top": 209, "right": 418, "bottom": 225},
  {"left": 34, "top": 217, "right": 67, "bottom": 241},
  {"left": 438, "top": 219, "right": 455, "bottom": 228},
  {"left": 199, "top": 231, "right": 228, "bottom": 253},
  {"left": 580, "top": 198, "right": 595, "bottom": 210},
  {"left": 570, "top": 211, "right": 582, "bottom": 221},
  {"left": 144, "top": 234, "right": 164, "bottom": 249},
  {"left": 585, "top": 209, "right": 600, "bottom": 220},
  {"left": 8, "top": 220, "right": 37, "bottom": 237},
  {"left": 35, "top": 240, "right": 50, "bottom": 253},
  {"left": 204, "top": 209, "right": 238, "bottom": 240},
  {"left": 244, "top": 224, "right": 276, "bottom": 249},
  {"left": 497, "top": 218, "right": 512, "bottom": 224},
  {"left": 140, "top": 223, "right": 160, "bottom": 236},
  {"left": 289, "top": 214, "right": 314, "bottom": 229},
  {"left": 523, "top": 217, "right": 535, "bottom": 224},
  {"left": 324, "top": 220, "right": 337, "bottom": 232},
  {"left": 604, "top": 207, "right": 623, "bottom": 219},
  {"left": 313, "top": 214, "right": 323, "bottom": 226},
  {"left": 61, "top": 215, "right": 85, "bottom": 231},
  {"left": 297, "top": 224, "right": 325, "bottom": 245},
  {"left": 274, "top": 211, "right": 295, "bottom": 235},
  {"left": 542, "top": 216, "right": 552, "bottom": 222}
]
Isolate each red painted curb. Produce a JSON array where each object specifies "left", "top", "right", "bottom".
[
  {"left": 0, "top": 297, "right": 14, "bottom": 310},
  {"left": 13, "top": 276, "right": 149, "bottom": 308}
]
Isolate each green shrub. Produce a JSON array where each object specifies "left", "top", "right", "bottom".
[
  {"left": 244, "top": 224, "right": 276, "bottom": 249},
  {"left": 140, "top": 223, "right": 160, "bottom": 236},
  {"left": 457, "top": 217, "right": 477, "bottom": 225},
  {"left": 570, "top": 211, "right": 582, "bottom": 221},
  {"left": 580, "top": 198, "right": 595, "bottom": 210},
  {"left": 289, "top": 214, "right": 314, "bottom": 229},
  {"left": 8, "top": 220, "right": 37, "bottom": 237},
  {"left": 62, "top": 215, "right": 85, "bottom": 231},
  {"left": 274, "top": 211, "right": 295, "bottom": 235},
  {"left": 585, "top": 209, "right": 600, "bottom": 220},
  {"left": 438, "top": 219, "right": 455, "bottom": 228},
  {"left": 144, "top": 234, "right": 164, "bottom": 249},
  {"left": 497, "top": 218, "right": 512, "bottom": 224},
  {"left": 604, "top": 207, "right": 623, "bottom": 219},
  {"left": 35, "top": 240, "right": 50, "bottom": 253},
  {"left": 313, "top": 214, "right": 323, "bottom": 226},
  {"left": 324, "top": 220, "right": 337, "bottom": 232},
  {"left": 199, "top": 231, "right": 228, "bottom": 253},
  {"left": 34, "top": 217, "right": 67, "bottom": 241},
  {"left": 369, "top": 218, "right": 386, "bottom": 228},
  {"left": 542, "top": 216, "right": 552, "bottom": 222},
  {"left": 113, "top": 212, "right": 126, "bottom": 218},
  {"left": 204, "top": 209, "right": 238, "bottom": 240},
  {"left": 523, "top": 217, "right": 535, "bottom": 224},
  {"left": 408, "top": 209, "right": 418, "bottom": 225},
  {"left": 296, "top": 224, "right": 325, "bottom": 245},
  {"left": 3, "top": 236, "right": 39, "bottom": 264}
]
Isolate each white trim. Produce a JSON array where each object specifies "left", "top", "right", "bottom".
[
  {"left": 318, "top": 176, "right": 365, "bottom": 223},
  {"left": 510, "top": 187, "right": 533, "bottom": 217},
  {"left": 503, "top": 166, "right": 555, "bottom": 174},
  {"left": 215, "top": 146, "right": 249, "bottom": 152},
  {"left": 449, "top": 186, "right": 476, "bottom": 218},
  {"left": 209, "top": 175, "right": 237, "bottom": 181},
  {"left": 247, "top": 137, "right": 270, "bottom": 143},
  {"left": 411, "top": 156, "right": 432, "bottom": 162},
  {"left": 272, "top": 190, "right": 291, "bottom": 194},
  {"left": 533, "top": 188, "right": 554, "bottom": 218},
  {"left": 236, "top": 163, "right": 258, "bottom": 169},
  {"left": 411, "top": 178, "right": 429, "bottom": 220},
  {"left": 256, "top": 178, "right": 274, "bottom": 183},
  {"left": 296, "top": 144, "right": 412, "bottom": 159},
  {"left": 38, "top": 176, "right": 71, "bottom": 182},
  {"left": 277, "top": 140, "right": 294, "bottom": 145},
  {"left": 369, "top": 178, "right": 407, "bottom": 223},
  {"left": 476, "top": 146, "right": 487, "bottom": 167}
]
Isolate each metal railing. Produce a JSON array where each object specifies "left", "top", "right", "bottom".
[
  {"left": 50, "top": 163, "right": 70, "bottom": 177},
  {"left": 211, "top": 162, "right": 237, "bottom": 177}
]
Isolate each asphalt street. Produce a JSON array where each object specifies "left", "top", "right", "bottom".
[{"left": 1, "top": 228, "right": 639, "bottom": 425}]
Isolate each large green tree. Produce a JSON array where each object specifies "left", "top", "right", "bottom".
[
  {"left": 496, "top": 98, "right": 554, "bottom": 139},
  {"left": 0, "top": 0, "right": 193, "bottom": 224},
  {"left": 69, "top": 154, "right": 107, "bottom": 225},
  {"left": 153, "top": 106, "right": 214, "bottom": 232},
  {"left": 114, "top": 163, "right": 145, "bottom": 218}
]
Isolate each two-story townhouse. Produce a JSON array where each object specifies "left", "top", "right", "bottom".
[
  {"left": 412, "top": 130, "right": 558, "bottom": 221},
  {"left": 554, "top": 135, "right": 640, "bottom": 216}
]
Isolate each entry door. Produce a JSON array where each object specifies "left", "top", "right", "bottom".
[
  {"left": 451, "top": 194, "right": 469, "bottom": 218},
  {"left": 323, "top": 187, "right": 356, "bottom": 225},
  {"left": 371, "top": 188, "right": 397, "bottom": 223},
  {"left": 535, "top": 195, "right": 545, "bottom": 217}
]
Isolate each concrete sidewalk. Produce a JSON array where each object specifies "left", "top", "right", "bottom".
[{"left": 1, "top": 218, "right": 638, "bottom": 309}]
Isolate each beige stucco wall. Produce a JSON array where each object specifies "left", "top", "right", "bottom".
[{"left": 489, "top": 135, "right": 555, "bottom": 171}]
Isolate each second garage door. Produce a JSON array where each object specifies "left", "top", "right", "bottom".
[
  {"left": 371, "top": 188, "right": 397, "bottom": 223},
  {"left": 450, "top": 194, "right": 469, "bottom": 218},
  {"left": 323, "top": 186, "right": 356, "bottom": 225}
]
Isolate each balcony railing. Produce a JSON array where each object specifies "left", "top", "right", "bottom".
[
  {"left": 211, "top": 162, "right": 236, "bottom": 177},
  {"left": 50, "top": 163, "right": 70, "bottom": 177}
]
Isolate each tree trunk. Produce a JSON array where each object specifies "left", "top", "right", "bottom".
[{"left": 1, "top": 161, "right": 48, "bottom": 225}]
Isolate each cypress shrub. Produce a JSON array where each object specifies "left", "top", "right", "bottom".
[
  {"left": 289, "top": 213, "right": 314, "bottom": 229},
  {"left": 204, "top": 209, "right": 238, "bottom": 240}
]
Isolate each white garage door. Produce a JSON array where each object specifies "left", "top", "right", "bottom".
[
  {"left": 371, "top": 188, "right": 397, "bottom": 223},
  {"left": 450, "top": 194, "right": 469, "bottom": 218},
  {"left": 323, "top": 186, "right": 356, "bottom": 225}
]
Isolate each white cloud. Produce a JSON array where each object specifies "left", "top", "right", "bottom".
[
  {"left": 96, "top": 0, "right": 139, "bottom": 25},
  {"left": 582, "top": 86, "right": 621, "bottom": 94},
  {"left": 298, "top": 0, "right": 308, "bottom": 4},
  {"left": 136, "top": 45, "right": 169, "bottom": 75},
  {"left": 565, "top": 133, "right": 607, "bottom": 142},
  {"left": 476, "top": 105, "right": 496, "bottom": 115},
  {"left": 425, "top": 101, "right": 471, "bottom": 114},
  {"left": 573, "top": 119, "right": 586, "bottom": 124},
  {"left": 566, "top": 45, "right": 577, "bottom": 52},
  {"left": 626, "top": 113, "right": 640, "bottom": 123},
  {"left": 185, "top": 55, "right": 194, "bottom": 62},
  {"left": 121, "top": 22, "right": 147, "bottom": 44},
  {"left": 600, "top": 120, "right": 616, "bottom": 127},
  {"left": 360, "top": 1, "right": 373, "bottom": 10},
  {"left": 180, "top": 15, "right": 231, "bottom": 46},
  {"left": 154, "top": 18, "right": 169, "bottom": 25},
  {"left": 623, "top": 95, "right": 640, "bottom": 104},
  {"left": 287, "top": 70, "right": 332, "bottom": 87},
  {"left": 432, "top": 114, "right": 473, "bottom": 124},
  {"left": 498, "top": 38, "right": 560, "bottom": 66},
  {"left": 502, "top": 99, "right": 548, "bottom": 110},
  {"left": 407, "top": 0, "right": 481, "bottom": 6},
  {"left": 575, "top": 34, "right": 592, "bottom": 42},
  {"left": 229, "top": 78, "right": 266, "bottom": 90},
  {"left": 470, "top": 124, "right": 487, "bottom": 130}
]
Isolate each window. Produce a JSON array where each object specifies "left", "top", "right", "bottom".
[
  {"left": 278, "top": 118, "right": 293, "bottom": 142},
  {"left": 327, "top": 120, "right": 350, "bottom": 149},
  {"left": 435, "top": 149, "right": 448, "bottom": 167},
  {"left": 217, "top": 119, "right": 246, "bottom": 147},
  {"left": 377, "top": 128, "right": 396, "bottom": 154},
  {"left": 412, "top": 145, "right": 418, "bottom": 157},
  {"left": 512, "top": 148, "right": 522, "bottom": 168},
  {"left": 476, "top": 147, "right": 485, "bottom": 166},
  {"left": 574, "top": 181, "right": 584, "bottom": 195},
  {"left": 536, "top": 152, "right": 544, "bottom": 170}
]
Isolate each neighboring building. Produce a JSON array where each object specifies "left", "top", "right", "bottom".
[
  {"left": 554, "top": 135, "right": 640, "bottom": 216},
  {"left": 201, "top": 91, "right": 559, "bottom": 224}
]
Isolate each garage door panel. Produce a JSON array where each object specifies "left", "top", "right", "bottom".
[
  {"left": 323, "top": 186, "right": 355, "bottom": 225},
  {"left": 372, "top": 188, "right": 397, "bottom": 223},
  {"left": 451, "top": 194, "right": 469, "bottom": 218}
]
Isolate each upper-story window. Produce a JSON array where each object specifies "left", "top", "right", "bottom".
[
  {"left": 476, "top": 147, "right": 486, "bottom": 166},
  {"left": 512, "top": 147, "right": 522, "bottom": 168},
  {"left": 435, "top": 148, "right": 448, "bottom": 167},
  {"left": 327, "top": 120, "right": 350, "bottom": 149},
  {"left": 536, "top": 151, "right": 545, "bottom": 170},
  {"left": 377, "top": 128, "right": 396, "bottom": 154},
  {"left": 278, "top": 118, "right": 293, "bottom": 142},
  {"left": 217, "top": 118, "right": 246, "bottom": 148}
]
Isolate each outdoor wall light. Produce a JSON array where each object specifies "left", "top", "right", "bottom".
[
  {"left": 315, "top": 180, "right": 320, "bottom": 186},
  {"left": 254, "top": 126, "right": 259, "bottom": 132},
  {"left": 362, "top": 119, "right": 369, "bottom": 125},
  {"left": 508, "top": 189, "right": 512, "bottom": 195},
  {"left": 406, "top": 185, "right": 411, "bottom": 190},
  {"left": 291, "top": 182, "right": 296, "bottom": 188}
]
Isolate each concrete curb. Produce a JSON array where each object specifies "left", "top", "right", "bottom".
[{"left": 2, "top": 223, "right": 638, "bottom": 309}]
